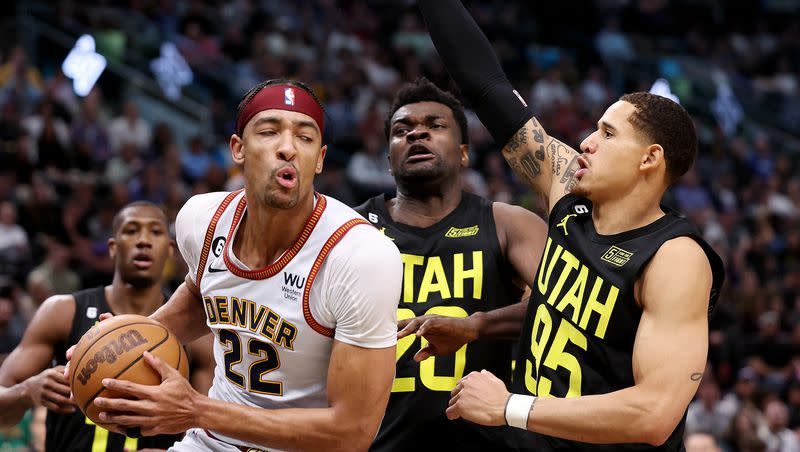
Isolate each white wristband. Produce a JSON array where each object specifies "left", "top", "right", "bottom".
[{"left": 504, "top": 394, "right": 536, "bottom": 429}]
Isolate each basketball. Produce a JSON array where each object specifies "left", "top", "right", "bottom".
[{"left": 69, "top": 315, "right": 188, "bottom": 424}]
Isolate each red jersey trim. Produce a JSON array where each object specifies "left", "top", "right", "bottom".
[
  {"left": 196, "top": 190, "right": 243, "bottom": 289},
  {"left": 302, "top": 218, "right": 370, "bottom": 338},
  {"left": 223, "top": 194, "right": 327, "bottom": 280}
]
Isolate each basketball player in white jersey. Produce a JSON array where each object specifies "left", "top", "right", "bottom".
[{"left": 76, "top": 79, "right": 403, "bottom": 452}]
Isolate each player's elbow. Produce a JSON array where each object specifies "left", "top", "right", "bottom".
[
  {"left": 328, "top": 423, "right": 374, "bottom": 452},
  {"left": 638, "top": 409, "right": 682, "bottom": 446}
]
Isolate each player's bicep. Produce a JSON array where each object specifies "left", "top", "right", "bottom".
[
  {"left": 493, "top": 203, "right": 547, "bottom": 289},
  {"left": 632, "top": 238, "right": 712, "bottom": 426},
  {"left": 0, "top": 296, "right": 74, "bottom": 386}
]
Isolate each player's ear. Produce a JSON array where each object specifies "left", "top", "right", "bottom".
[
  {"left": 230, "top": 133, "right": 245, "bottom": 165},
  {"left": 169, "top": 239, "right": 175, "bottom": 258},
  {"left": 107, "top": 237, "right": 116, "bottom": 259},
  {"left": 316, "top": 145, "right": 327, "bottom": 174},
  {"left": 460, "top": 144, "right": 470, "bottom": 168},
  {"left": 640, "top": 143, "right": 664, "bottom": 173}
]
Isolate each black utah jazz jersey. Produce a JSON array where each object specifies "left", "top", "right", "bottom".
[
  {"left": 356, "top": 192, "right": 523, "bottom": 452},
  {"left": 47, "top": 287, "right": 182, "bottom": 452},
  {"left": 511, "top": 194, "right": 724, "bottom": 452}
]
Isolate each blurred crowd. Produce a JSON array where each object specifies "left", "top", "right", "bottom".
[{"left": 0, "top": 0, "right": 799, "bottom": 451}]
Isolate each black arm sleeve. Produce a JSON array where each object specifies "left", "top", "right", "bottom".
[{"left": 418, "top": 0, "right": 535, "bottom": 146}]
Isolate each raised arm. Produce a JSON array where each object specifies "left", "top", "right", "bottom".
[
  {"left": 0, "top": 295, "right": 75, "bottom": 426},
  {"left": 418, "top": 0, "right": 581, "bottom": 212},
  {"left": 447, "top": 237, "right": 713, "bottom": 445}
]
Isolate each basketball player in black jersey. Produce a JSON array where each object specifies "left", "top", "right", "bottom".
[
  {"left": 355, "top": 78, "right": 547, "bottom": 451},
  {"left": 414, "top": 1, "right": 725, "bottom": 451},
  {"left": 0, "top": 201, "right": 214, "bottom": 451}
]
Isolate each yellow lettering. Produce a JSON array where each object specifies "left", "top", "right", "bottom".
[
  {"left": 538, "top": 319, "right": 587, "bottom": 398},
  {"left": 401, "top": 254, "right": 424, "bottom": 303},
  {"left": 545, "top": 250, "right": 579, "bottom": 306},
  {"left": 230, "top": 297, "right": 247, "bottom": 328},
  {"left": 555, "top": 266, "right": 588, "bottom": 324},
  {"left": 537, "top": 238, "right": 563, "bottom": 295},
  {"left": 453, "top": 251, "right": 483, "bottom": 299},
  {"left": 525, "top": 304, "right": 552, "bottom": 395},
  {"left": 579, "top": 277, "right": 619, "bottom": 339},
  {"left": 392, "top": 308, "right": 416, "bottom": 392},
  {"left": 418, "top": 256, "right": 451, "bottom": 302},
  {"left": 419, "top": 306, "right": 468, "bottom": 391}
]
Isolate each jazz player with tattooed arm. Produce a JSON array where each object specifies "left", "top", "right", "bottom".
[
  {"left": 417, "top": 1, "right": 724, "bottom": 450},
  {"left": 356, "top": 78, "right": 547, "bottom": 451}
]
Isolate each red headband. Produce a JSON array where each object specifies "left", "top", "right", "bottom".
[{"left": 236, "top": 84, "right": 325, "bottom": 137}]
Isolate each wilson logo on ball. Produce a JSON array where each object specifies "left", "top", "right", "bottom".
[{"left": 77, "top": 330, "right": 149, "bottom": 385}]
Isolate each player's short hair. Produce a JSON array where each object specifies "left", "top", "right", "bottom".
[
  {"left": 386, "top": 77, "right": 469, "bottom": 145},
  {"left": 235, "top": 79, "right": 325, "bottom": 136},
  {"left": 111, "top": 201, "right": 168, "bottom": 236},
  {"left": 620, "top": 92, "right": 697, "bottom": 185}
]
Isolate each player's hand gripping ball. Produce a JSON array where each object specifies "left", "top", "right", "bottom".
[{"left": 69, "top": 315, "right": 188, "bottom": 424}]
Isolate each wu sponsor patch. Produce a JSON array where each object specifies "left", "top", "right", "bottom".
[
  {"left": 444, "top": 226, "right": 479, "bottom": 238},
  {"left": 601, "top": 246, "right": 634, "bottom": 267}
]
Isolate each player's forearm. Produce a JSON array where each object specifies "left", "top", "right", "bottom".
[
  {"left": 417, "top": 0, "right": 534, "bottom": 148},
  {"left": 524, "top": 386, "right": 682, "bottom": 446},
  {"left": 472, "top": 300, "right": 527, "bottom": 340},
  {"left": 195, "top": 396, "right": 378, "bottom": 451},
  {"left": 0, "top": 384, "right": 35, "bottom": 426}
]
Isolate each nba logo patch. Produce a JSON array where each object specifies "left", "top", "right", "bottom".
[{"left": 284, "top": 87, "right": 295, "bottom": 106}]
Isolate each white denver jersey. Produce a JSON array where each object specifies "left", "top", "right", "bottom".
[{"left": 175, "top": 190, "right": 402, "bottom": 451}]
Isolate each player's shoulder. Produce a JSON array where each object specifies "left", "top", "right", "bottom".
[
  {"left": 352, "top": 194, "right": 384, "bottom": 216},
  {"left": 180, "top": 191, "right": 236, "bottom": 215},
  {"left": 328, "top": 220, "right": 401, "bottom": 268},
  {"left": 28, "top": 294, "right": 77, "bottom": 338},
  {"left": 647, "top": 236, "right": 711, "bottom": 281}
]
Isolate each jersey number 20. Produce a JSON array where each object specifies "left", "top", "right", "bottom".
[{"left": 393, "top": 306, "right": 468, "bottom": 393}]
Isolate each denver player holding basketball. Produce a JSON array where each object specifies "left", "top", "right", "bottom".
[
  {"left": 82, "top": 80, "right": 403, "bottom": 452},
  {"left": 0, "top": 201, "right": 214, "bottom": 451},
  {"left": 417, "top": 1, "right": 725, "bottom": 450},
  {"left": 356, "top": 78, "right": 547, "bottom": 451}
]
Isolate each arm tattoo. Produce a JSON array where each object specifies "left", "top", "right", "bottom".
[
  {"left": 520, "top": 153, "right": 541, "bottom": 178},
  {"left": 561, "top": 155, "right": 580, "bottom": 194},
  {"left": 691, "top": 373, "right": 703, "bottom": 381},
  {"left": 506, "top": 127, "right": 528, "bottom": 153}
]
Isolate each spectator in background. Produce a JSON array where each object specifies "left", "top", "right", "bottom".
[
  {"left": 180, "top": 135, "right": 213, "bottom": 183},
  {"left": 25, "top": 238, "right": 79, "bottom": 306},
  {"left": 0, "top": 202, "right": 29, "bottom": 283},
  {"left": 107, "top": 100, "right": 152, "bottom": 154},
  {"left": 758, "top": 399, "right": 800, "bottom": 452},
  {"left": 347, "top": 132, "right": 395, "bottom": 199},
  {"left": 0, "top": 46, "right": 44, "bottom": 113},
  {"left": 687, "top": 378, "right": 729, "bottom": 438},
  {"left": 684, "top": 431, "right": 722, "bottom": 452}
]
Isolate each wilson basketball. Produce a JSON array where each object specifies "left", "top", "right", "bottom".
[{"left": 69, "top": 314, "right": 188, "bottom": 424}]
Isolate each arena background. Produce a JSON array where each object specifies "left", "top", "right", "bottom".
[{"left": 0, "top": 0, "right": 798, "bottom": 450}]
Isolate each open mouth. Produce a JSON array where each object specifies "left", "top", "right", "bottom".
[
  {"left": 276, "top": 166, "right": 298, "bottom": 189},
  {"left": 406, "top": 144, "right": 435, "bottom": 163},
  {"left": 132, "top": 253, "right": 153, "bottom": 270},
  {"left": 576, "top": 156, "right": 589, "bottom": 179}
]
